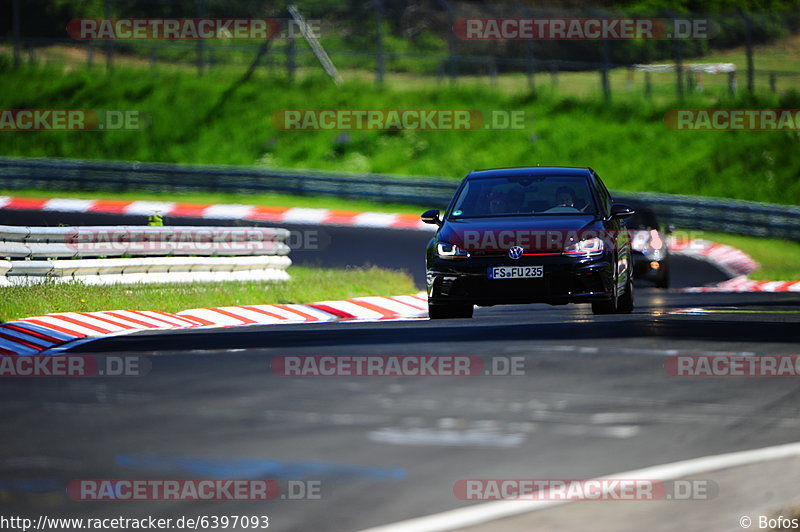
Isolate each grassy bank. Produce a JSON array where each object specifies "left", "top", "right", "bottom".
[
  {"left": 0, "top": 265, "right": 417, "bottom": 322},
  {"left": 1, "top": 56, "right": 800, "bottom": 205}
]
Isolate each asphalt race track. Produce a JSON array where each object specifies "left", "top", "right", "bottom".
[{"left": 2, "top": 209, "right": 800, "bottom": 531}]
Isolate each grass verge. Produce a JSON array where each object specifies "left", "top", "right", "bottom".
[
  {"left": 0, "top": 265, "right": 417, "bottom": 323},
  {"left": 1, "top": 57, "right": 800, "bottom": 205}
]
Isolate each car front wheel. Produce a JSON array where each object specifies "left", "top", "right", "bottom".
[
  {"left": 616, "top": 274, "right": 634, "bottom": 313},
  {"left": 592, "top": 274, "right": 634, "bottom": 315}
]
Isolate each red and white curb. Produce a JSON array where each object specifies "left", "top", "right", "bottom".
[
  {"left": 0, "top": 196, "right": 433, "bottom": 231},
  {"left": 0, "top": 294, "right": 428, "bottom": 356},
  {"left": 668, "top": 238, "right": 758, "bottom": 278},
  {"left": 669, "top": 239, "right": 800, "bottom": 292},
  {"left": 683, "top": 276, "right": 800, "bottom": 293}
]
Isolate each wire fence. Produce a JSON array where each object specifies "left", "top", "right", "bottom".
[
  {"left": 2, "top": 157, "right": 799, "bottom": 241},
  {"left": 5, "top": 1, "right": 800, "bottom": 99}
]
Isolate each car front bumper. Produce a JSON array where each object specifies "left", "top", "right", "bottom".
[{"left": 427, "top": 254, "right": 615, "bottom": 306}]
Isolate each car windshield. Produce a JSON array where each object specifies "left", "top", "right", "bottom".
[{"left": 449, "top": 175, "right": 597, "bottom": 218}]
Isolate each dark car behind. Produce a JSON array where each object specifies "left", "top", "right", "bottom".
[{"left": 625, "top": 204, "right": 672, "bottom": 288}]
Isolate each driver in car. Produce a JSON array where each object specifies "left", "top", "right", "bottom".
[{"left": 555, "top": 186, "right": 589, "bottom": 212}]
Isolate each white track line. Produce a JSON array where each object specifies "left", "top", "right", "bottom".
[{"left": 358, "top": 440, "right": 800, "bottom": 532}]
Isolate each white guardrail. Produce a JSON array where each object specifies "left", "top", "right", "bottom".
[{"left": 0, "top": 225, "right": 292, "bottom": 286}]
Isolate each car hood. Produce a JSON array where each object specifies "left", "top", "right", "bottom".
[{"left": 439, "top": 216, "right": 604, "bottom": 252}]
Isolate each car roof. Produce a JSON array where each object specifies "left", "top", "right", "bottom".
[{"left": 467, "top": 166, "right": 594, "bottom": 179}]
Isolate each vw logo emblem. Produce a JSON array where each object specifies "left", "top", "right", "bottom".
[{"left": 508, "top": 246, "right": 524, "bottom": 260}]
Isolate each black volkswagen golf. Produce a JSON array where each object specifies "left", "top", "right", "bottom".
[{"left": 422, "top": 167, "right": 635, "bottom": 318}]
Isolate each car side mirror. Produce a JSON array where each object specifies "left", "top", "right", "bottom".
[
  {"left": 421, "top": 209, "right": 441, "bottom": 226},
  {"left": 610, "top": 203, "right": 635, "bottom": 219}
]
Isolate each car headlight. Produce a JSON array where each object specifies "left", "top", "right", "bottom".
[
  {"left": 642, "top": 247, "right": 665, "bottom": 261},
  {"left": 437, "top": 242, "right": 470, "bottom": 259},
  {"left": 640, "top": 230, "right": 665, "bottom": 261},
  {"left": 563, "top": 237, "right": 604, "bottom": 256}
]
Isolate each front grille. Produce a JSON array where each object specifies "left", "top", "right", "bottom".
[
  {"left": 433, "top": 270, "right": 607, "bottom": 300},
  {"left": 463, "top": 277, "right": 549, "bottom": 298}
]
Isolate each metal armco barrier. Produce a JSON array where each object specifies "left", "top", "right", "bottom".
[
  {"left": 0, "top": 224, "right": 292, "bottom": 285},
  {"left": 1, "top": 157, "right": 799, "bottom": 241},
  {"left": 0, "top": 225, "right": 291, "bottom": 258},
  {"left": 0, "top": 157, "right": 457, "bottom": 207},
  {"left": 611, "top": 191, "right": 800, "bottom": 242}
]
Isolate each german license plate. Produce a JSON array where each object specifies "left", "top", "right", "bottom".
[{"left": 489, "top": 266, "right": 544, "bottom": 279}]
